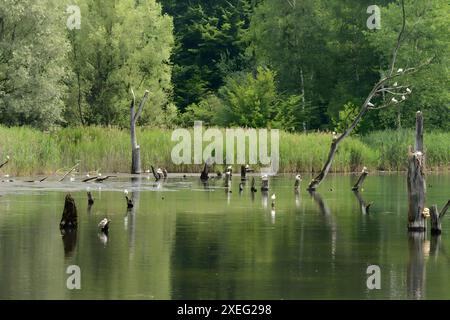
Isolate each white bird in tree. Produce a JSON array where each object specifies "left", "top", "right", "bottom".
[
  {"left": 124, "top": 189, "right": 129, "bottom": 196},
  {"left": 397, "top": 68, "right": 404, "bottom": 73},
  {"left": 402, "top": 95, "right": 406, "bottom": 101},
  {"left": 332, "top": 131, "right": 338, "bottom": 141},
  {"left": 70, "top": 175, "right": 75, "bottom": 182},
  {"left": 6, "top": 155, "right": 10, "bottom": 160},
  {"left": 391, "top": 97, "right": 399, "bottom": 104},
  {"left": 367, "top": 102, "right": 375, "bottom": 108},
  {"left": 393, "top": 82, "right": 398, "bottom": 87},
  {"left": 406, "top": 88, "right": 412, "bottom": 94}
]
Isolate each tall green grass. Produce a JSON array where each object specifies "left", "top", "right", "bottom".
[{"left": 0, "top": 126, "right": 448, "bottom": 176}]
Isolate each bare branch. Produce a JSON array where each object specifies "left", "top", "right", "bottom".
[
  {"left": 130, "top": 87, "right": 136, "bottom": 112},
  {"left": 134, "top": 90, "right": 149, "bottom": 123},
  {"left": 389, "top": 0, "right": 406, "bottom": 76}
]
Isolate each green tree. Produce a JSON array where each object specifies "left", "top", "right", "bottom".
[
  {"left": 66, "top": 0, "right": 175, "bottom": 127},
  {"left": 0, "top": 0, "right": 69, "bottom": 128},
  {"left": 160, "top": 0, "right": 255, "bottom": 111},
  {"left": 366, "top": 0, "right": 450, "bottom": 130}
]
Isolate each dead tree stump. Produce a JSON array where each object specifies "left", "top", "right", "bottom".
[
  {"left": 407, "top": 111, "right": 426, "bottom": 232},
  {"left": 60, "top": 194, "right": 78, "bottom": 229},
  {"left": 240, "top": 165, "right": 247, "bottom": 181},
  {"left": 430, "top": 205, "right": 441, "bottom": 235}
]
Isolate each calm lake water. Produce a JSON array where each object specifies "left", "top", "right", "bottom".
[{"left": 0, "top": 173, "right": 449, "bottom": 300}]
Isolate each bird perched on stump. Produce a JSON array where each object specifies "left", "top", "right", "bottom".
[
  {"left": 124, "top": 189, "right": 133, "bottom": 209},
  {"left": 294, "top": 174, "right": 302, "bottom": 190},
  {"left": 98, "top": 218, "right": 111, "bottom": 233},
  {"left": 239, "top": 182, "right": 244, "bottom": 192}
]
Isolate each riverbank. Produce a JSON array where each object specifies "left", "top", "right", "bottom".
[{"left": 0, "top": 126, "right": 448, "bottom": 176}]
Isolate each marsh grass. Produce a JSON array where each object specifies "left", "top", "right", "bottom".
[{"left": 0, "top": 126, "right": 448, "bottom": 176}]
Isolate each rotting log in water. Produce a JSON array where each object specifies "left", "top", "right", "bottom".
[
  {"left": 95, "top": 175, "right": 116, "bottom": 183},
  {"left": 60, "top": 194, "right": 78, "bottom": 229},
  {"left": 352, "top": 167, "right": 368, "bottom": 191},
  {"left": 407, "top": 111, "right": 426, "bottom": 232},
  {"left": 82, "top": 176, "right": 97, "bottom": 183}
]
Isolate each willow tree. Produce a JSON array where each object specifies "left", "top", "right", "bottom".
[{"left": 307, "top": 0, "right": 434, "bottom": 191}]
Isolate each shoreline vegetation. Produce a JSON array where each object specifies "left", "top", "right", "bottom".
[{"left": 0, "top": 126, "right": 448, "bottom": 177}]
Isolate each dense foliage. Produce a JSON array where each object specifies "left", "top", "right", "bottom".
[{"left": 0, "top": 0, "right": 448, "bottom": 132}]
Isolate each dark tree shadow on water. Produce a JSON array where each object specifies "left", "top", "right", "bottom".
[
  {"left": 308, "top": 191, "right": 337, "bottom": 261},
  {"left": 407, "top": 232, "right": 427, "bottom": 300},
  {"left": 61, "top": 228, "right": 77, "bottom": 258}
]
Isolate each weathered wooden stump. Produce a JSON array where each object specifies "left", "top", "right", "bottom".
[
  {"left": 407, "top": 111, "right": 426, "bottom": 232},
  {"left": 352, "top": 167, "right": 368, "bottom": 191},
  {"left": 130, "top": 89, "right": 149, "bottom": 174},
  {"left": 250, "top": 177, "right": 257, "bottom": 193},
  {"left": 60, "top": 194, "right": 78, "bottom": 229}
]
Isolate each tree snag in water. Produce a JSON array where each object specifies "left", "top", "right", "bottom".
[
  {"left": 60, "top": 194, "right": 78, "bottom": 229},
  {"left": 352, "top": 167, "right": 368, "bottom": 191},
  {"left": 407, "top": 111, "right": 426, "bottom": 232}
]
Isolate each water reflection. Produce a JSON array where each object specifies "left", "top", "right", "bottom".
[
  {"left": 353, "top": 190, "right": 372, "bottom": 215},
  {"left": 407, "top": 232, "right": 427, "bottom": 299},
  {"left": 61, "top": 228, "right": 77, "bottom": 258}
]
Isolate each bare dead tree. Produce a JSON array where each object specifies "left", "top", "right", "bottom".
[
  {"left": 307, "top": 0, "right": 434, "bottom": 191},
  {"left": 130, "top": 89, "right": 149, "bottom": 174}
]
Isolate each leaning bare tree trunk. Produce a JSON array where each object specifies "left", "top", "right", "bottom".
[
  {"left": 130, "top": 89, "right": 149, "bottom": 174},
  {"left": 407, "top": 111, "right": 426, "bottom": 232}
]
